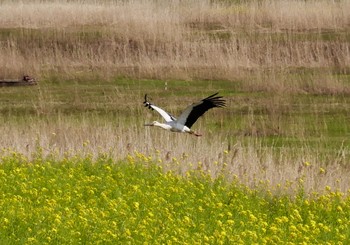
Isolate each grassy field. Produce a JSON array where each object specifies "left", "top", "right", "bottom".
[
  {"left": 0, "top": 0, "right": 350, "bottom": 243},
  {"left": 0, "top": 76, "right": 349, "bottom": 193}
]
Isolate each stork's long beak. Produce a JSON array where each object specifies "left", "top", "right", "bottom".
[{"left": 144, "top": 123, "right": 154, "bottom": 126}]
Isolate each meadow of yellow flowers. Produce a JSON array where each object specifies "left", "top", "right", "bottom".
[{"left": 0, "top": 151, "right": 349, "bottom": 244}]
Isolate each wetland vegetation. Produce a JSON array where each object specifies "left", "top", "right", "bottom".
[{"left": 0, "top": 0, "right": 349, "bottom": 243}]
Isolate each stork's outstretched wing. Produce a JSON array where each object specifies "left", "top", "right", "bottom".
[
  {"left": 177, "top": 93, "right": 226, "bottom": 128},
  {"left": 143, "top": 94, "right": 176, "bottom": 122}
]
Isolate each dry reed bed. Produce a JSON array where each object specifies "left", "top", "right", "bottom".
[
  {"left": 0, "top": 118, "right": 348, "bottom": 195},
  {"left": 0, "top": 0, "right": 349, "bottom": 90},
  {"left": 1, "top": 1, "right": 348, "bottom": 30}
]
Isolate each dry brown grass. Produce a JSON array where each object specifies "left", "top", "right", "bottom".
[
  {"left": 0, "top": 0, "right": 349, "bottom": 92},
  {"left": 0, "top": 116, "right": 348, "bottom": 195}
]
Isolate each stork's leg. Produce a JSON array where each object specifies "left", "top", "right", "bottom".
[
  {"left": 194, "top": 132, "right": 202, "bottom": 137},
  {"left": 189, "top": 130, "right": 202, "bottom": 137}
]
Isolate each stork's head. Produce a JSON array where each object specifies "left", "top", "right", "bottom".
[
  {"left": 144, "top": 121, "right": 172, "bottom": 131},
  {"left": 144, "top": 121, "right": 158, "bottom": 127}
]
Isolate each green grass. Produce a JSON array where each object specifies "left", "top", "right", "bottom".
[
  {"left": 0, "top": 75, "right": 349, "bottom": 152},
  {"left": 0, "top": 154, "right": 349, "bottom": 244}
]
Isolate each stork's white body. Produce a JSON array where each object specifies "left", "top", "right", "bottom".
[{"left": 143, "top": 93, "right": 225, "bottom": 136}]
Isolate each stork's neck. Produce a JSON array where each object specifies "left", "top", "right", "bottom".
[{"left": 154, "top": 121, "right": 172, "bottom": 131}]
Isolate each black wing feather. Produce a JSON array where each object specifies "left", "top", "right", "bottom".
[{"left": 185, "top": 92, "right": 226, "bottom": 128}]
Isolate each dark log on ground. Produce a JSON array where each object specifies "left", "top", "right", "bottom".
[{"left": 0, "top": 75, "right": 37, "bottom": 87}]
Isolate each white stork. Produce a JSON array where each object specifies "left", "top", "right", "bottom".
[{"left": 143, "top": 93, "right": 225, "bottom": 136}]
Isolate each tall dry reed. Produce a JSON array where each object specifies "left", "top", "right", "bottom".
[
  {"left": 0, "top": 0, "right": 349, "bottom": 92},
  {"left": 0, "top": 116, "right": 348, "bottom": 195}
]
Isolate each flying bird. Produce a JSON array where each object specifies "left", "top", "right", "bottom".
[{"left": 143, "top": 93, "right": 225, "bottom": 136}]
